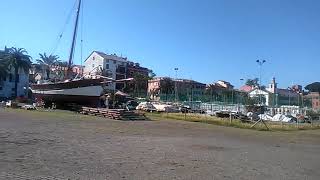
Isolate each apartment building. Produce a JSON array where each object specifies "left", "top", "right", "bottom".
[
  {"left": 84, "top": 51, "right": 149, "bottom": 91},
  {"left": 148, "top": 77, "right": 206, "bottom": 101},
  {"left": 0, "top": 67, "right": 29, "bottom": 99}
]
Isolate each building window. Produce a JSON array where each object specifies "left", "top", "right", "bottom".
[
  {"left": 106, "top": 64, "right": 109, "bottom": 69},
  {"left": 0, "top": 87, "right": 2, "bottom": 91},
  {"left": 113, "top": 60, "right": 116, "bottom": 64},
  {"left": 106, "top": 59, "right": 109, "bottom": 63},
  {"left": 92, "top": 64, "right": 95, "bottom": 68},
  {"left": 93, "top": 56, "right": 95, "bottom": 60}
]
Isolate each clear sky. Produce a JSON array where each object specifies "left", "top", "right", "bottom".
[{"left": 0, "top": 0, "right": 319, "bottom": 89}]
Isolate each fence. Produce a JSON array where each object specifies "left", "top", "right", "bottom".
[
  {"left": 157, "top": 94, "right": 242, "bottom": 104},
  {"left": 200, "top": 102, "right": 245, "bottom": 113}
]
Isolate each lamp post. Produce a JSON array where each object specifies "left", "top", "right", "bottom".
[
  {"left": 256, "top": 60, "right": 266, "bottom": 105},
  {"left": 251, "top": 60, "right": 269, "bottom": 130},
  {"left": 174, "top": 68, "right": 178, "bottom": 103}
]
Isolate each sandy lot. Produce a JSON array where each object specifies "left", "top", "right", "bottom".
[{"left": 0, "top": 109, "right": 320, "bottom": 180}]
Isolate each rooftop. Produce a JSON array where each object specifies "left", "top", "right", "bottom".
[{"left": 85, "top": 51, "right": 128, "bottom": 62}]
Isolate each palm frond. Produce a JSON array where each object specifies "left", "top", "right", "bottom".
[
  {"left": 38, "top": 52, "right": 60, "bottom": 66},
  {"left": 36, "top": 59, "right": 44, "bottom": 64},
  {"left": 5, "top": 47, "right": 32, "bottom": 73}
]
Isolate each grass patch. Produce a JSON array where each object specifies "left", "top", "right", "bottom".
[{"left": 145, "top": 112, "right": 320, "bottom": 131}]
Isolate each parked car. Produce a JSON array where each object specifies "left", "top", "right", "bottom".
[{"left": 136, "top": 102, "right": 157, "bottom": 112}]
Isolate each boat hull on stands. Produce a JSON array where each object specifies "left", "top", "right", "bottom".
[{"left": 31, "top": 78, "right": 106, "bottom": 107}]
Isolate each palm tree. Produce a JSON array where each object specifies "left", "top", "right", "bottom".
[
  {"left": 36, "top": 53, "right": 60, "bottom": 79},
  {"left": 2, "top": 47, "right": 31, "bottom": 97}
]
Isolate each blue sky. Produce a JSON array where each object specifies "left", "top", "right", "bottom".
[{"left": 0, "top": 0, "right": 319, "bottom": 89}]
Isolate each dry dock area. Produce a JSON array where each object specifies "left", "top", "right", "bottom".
[{"left": 1, "top": 109, "right": 320, "bottom": 180}]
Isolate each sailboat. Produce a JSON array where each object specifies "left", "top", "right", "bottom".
[{"left": 31, "top": 0, "right": 129, "bottom": 107}]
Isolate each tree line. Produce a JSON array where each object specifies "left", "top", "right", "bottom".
[{"left": 0, "top": 46, "right": 69, "bottom": 97}]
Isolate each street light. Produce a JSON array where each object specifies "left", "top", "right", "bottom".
[
  {"left": 251, "top": 59, "right": 269, "bottom": 130},
  {"left": 256, "top": 60, "right": 266, "bottom": 105}
]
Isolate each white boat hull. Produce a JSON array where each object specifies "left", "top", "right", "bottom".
[
  {"left": 31, "top": 85, "right": 105, "bottom": 107},
  {"left": 31, "top": 85, "right": 103, "bottom": 97}
]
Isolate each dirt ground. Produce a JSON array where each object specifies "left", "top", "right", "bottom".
[{"left": 1, "top": 109, "right": 320, "bottom": 180}]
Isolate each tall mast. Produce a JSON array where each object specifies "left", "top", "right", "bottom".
[{"left": 67, "top": 0, "right": 81, "bottom": 79}]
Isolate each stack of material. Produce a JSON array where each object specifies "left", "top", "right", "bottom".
[
  {"left": 81, "top": 107, "right": 100, "bottom": 116},
  {"left": 99, "top": 109, "right": 124, "bottom": 120},
  {"left": 80, "top": 107, "right": 147, "bottom": 121}
]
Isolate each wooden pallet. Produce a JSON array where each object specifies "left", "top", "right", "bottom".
[{"left": 80, "top": 107, "right": 147, "bottom": 121}]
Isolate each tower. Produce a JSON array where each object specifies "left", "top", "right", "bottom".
[{"left": 268, "top": 77, "right": 277, "bottom": 93}]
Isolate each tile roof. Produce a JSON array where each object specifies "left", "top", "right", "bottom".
[{"left": 240, "top": 85, "right": 254, "bottom": 92}]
